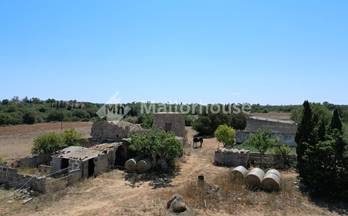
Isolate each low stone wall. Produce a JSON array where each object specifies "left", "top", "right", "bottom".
[
  {"left": 15, "top": 154, "right": 51, "bottom": 168},
  {"left": 214, "top": 150, "right": 296, "bottom": 169},
  {"left": 248, "top": 153, "right": 296, "bottom": 169},
  {"left": 214, "top": 149, "right": 250, "bottom": 167},
  {"left": 0, "top": 166, "right": 46, "bottom": 193}
]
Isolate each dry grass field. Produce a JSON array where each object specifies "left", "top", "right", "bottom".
[
  {"left": 0, "top": 127, "right": 347, "bottom": 216},
  {"left": 0, "top": 122, "right": 92, "bottom": 163}
]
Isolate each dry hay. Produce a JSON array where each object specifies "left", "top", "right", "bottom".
[{"left": 245, "top": 168, "right": 265, "bottom": 187}]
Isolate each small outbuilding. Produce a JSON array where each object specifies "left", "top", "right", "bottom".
[
  {"left": 51, "top": 143, "right": 127, "bottom": 180},
  {"left": 154, "top": 112, "right": 186, "bottom": 137}
]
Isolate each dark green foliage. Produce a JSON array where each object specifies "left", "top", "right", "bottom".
[
  {"left": 22, "top": 112, "right": 36, "bottom": 124},
  {"left": 230, "top": 113, "right": 247, "bottom": 130},
  {"left": 330, "top": 109, "right": 343, "bottom": 132},
  {"left": 184, "top": 115, "right": 196, "bottom": 126},
  {"left": 193, "top": 116, "right": 213, "bottom": 135},
  {"left": 296, "top": 101, "right": 348, "bottom": 199},
  {"left": 47, "top": 111, "right": 65, "bottom": 122},
  {"left": 72, "top": 109, "right": 90, "bottom": 121},
  {"left": 129, "top": 129, "right": 183, "bottom": 164},
  {"left": 139, "top": 114, "right": 153, "bottom": 129},
  {"left": 193, "top": 113, "right": 247, "bottom": 136}
]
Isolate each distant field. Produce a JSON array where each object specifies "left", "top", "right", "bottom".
[
  {"left": 251, "top": 112, "right": 292, "bottom": 121},
  {"left": 0, "top": 122, "right": 92, "bottom": 162}
]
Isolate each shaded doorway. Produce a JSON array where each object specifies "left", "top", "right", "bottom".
[
  {"left": 88, "top": 159, "right": 95, "bottom": 177},
  {"left": 115, "top": 145, "right": 127, "bottom": 167},
  {"left": 61, "top": 158, "right": 69, "bottom": 170}
]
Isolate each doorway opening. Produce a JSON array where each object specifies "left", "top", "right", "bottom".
[{"left": 88, "top": 159, "right": 95, "bottom": 177}]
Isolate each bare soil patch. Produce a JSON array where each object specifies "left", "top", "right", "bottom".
[{"left": 0, "top": 122, "right": 92, "bottom": 162}]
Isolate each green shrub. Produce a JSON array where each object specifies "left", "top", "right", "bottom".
[
  {"left": 192, "top": 116, "right": 213, "bottom": 135},
  {"left": 47, "top": 111, "right": 64, "bottom": 122},
  {"left": 139, "top": 114, "right": 153, "bottom": 129},
  {"left": 215, "top": 124, "right": 236, "bottom": 148},
  {"left": 32, "top": 132, "right": 65, "bottom": 154},
  {"left": 22, "top": 112, "right": 36, "bottom": 124},
  {"left": 63, "top": 129, "right": 82, "bottom": 146},
  {"left": 32, "top": 129, "right": 82, "bottom": 154},
  {"left": 246, "top": 130, "right": 276, "bottom": 166},
  {"left": 72, "top": 109, "right": 90, "bottom": 120},
  {"left": 184, "top": 115, "right": 196, "bottom": 126}
]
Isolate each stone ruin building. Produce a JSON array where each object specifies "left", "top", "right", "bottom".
[
  {"left": 236, "top": 116, "right": 297, "bottom": 146},
  {"left": 153, "top": 112, "right": 186, "bottom": 137},
  {"left": 91, "top": 120, "right": 143, "bottom": 143}
]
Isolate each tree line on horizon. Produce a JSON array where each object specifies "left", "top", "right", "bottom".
[{"left": 1, "top": 96, "right": 348, "bottom": 128}]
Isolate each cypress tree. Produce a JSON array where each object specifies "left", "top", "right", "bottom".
[
  {"left": 318, "top": 120, "right": 327, "bottom": 141},
  {"left": 295, "top": 101, "right": 315, "bottom": 178},
  {"left": 330, "top": 109, "right": 343, "bottom": 132}
]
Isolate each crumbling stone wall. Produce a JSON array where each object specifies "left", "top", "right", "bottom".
[
  {"left": 15, "top": 154, "right": 51, "bottom": 168},
  {"left": 0, "top": 166, "right": 46, "bottom": 193},
  {"left": 91, "top": 121, "right": 143, "bottom": 143}
]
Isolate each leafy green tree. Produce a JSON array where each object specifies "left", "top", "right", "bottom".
[
  {"left": 129, "top": 129, "right": 183, "bottom": 166},
  {"left": 230, "top": 113, "right": 247, "bottom": 130},
  {"left": 215, "top": 124, "right": 236, "bottom": 148},
  {"left": 246, "top": 129, "right": 276, "bottom": 166},
  {"left": 193, "top": 116, "right": 213, "bottom": 135}
]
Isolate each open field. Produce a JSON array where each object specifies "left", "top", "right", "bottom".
[
  {"left": 0, "top": 122, "right": 92, "bottom": 162},
  {"left": 250, "top": 112, "right": 292, "bottom": 121},
  {"left": 1, "top": 127, "right": 346, "bottom": 216}
]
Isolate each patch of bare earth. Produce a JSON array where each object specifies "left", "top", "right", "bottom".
[
  {"left": 0, "top": 127, "right": 346, "bottom": 216},
  {"left": 0, "top": 122, "right": 92, "bottom": 162},
  {"left": 251, "top": 112, "right": 292, "bottom": 121}
]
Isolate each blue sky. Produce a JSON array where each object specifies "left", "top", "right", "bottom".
[{"left": 0, "top": 0, "right": 347, "bottom": 105}]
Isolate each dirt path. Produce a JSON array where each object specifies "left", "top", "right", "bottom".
[{"left": 0, "top": 122, "right": 92, "bottom": 162}]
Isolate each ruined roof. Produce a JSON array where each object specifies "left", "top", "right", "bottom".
[
  {"left": 54, "top": 146, "right": 102, "bottom": 161},
  {"left": 90, "top": 142, "right": 121, "bottom": 153}
]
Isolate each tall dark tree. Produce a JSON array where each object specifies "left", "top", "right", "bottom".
[
  {"left": 330, "top": 109, "right": 343, "bottom": 132},
  {"left": 295, "top": 101, "right": 318, "bottom": 178},
  {"left": 318, "top": 120, "right": 327, "bottom": 141}
]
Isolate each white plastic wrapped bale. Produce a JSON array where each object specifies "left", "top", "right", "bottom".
[
  {"left": 245, "top": 168, "right": 265, "bottom": 187},
  {"left": 231, "top": 166, "right": 248, "bottom": 181},
  {"left": 262, "top": 169, "right": 281, "bottom": 191}
]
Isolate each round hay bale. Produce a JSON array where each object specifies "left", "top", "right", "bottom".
[
  {"left": 245, "top": 168, "right": 265, "bottom": 187},
  {"left": 266, "top": 169, "right": 281, "bottom": 178},
  {"left": 231, "top": 166, "right": 248, "bottom": 181},
  {"left": 125, "top": 158, "right": 137, "bottom": 172},
  {"left": 262, "top": 170, "right": 281, "bottom": 191},
  {"left": 136, "top": 159, "right": 152, "bottom": 173}
]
